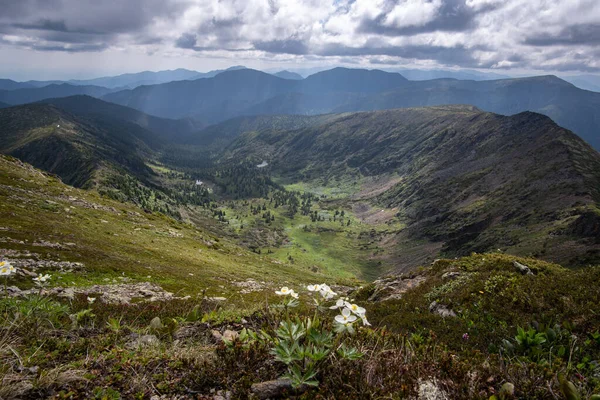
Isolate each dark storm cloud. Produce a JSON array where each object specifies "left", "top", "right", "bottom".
[
  {"left": 524, "top": 24, "right": 600, "bottom": 46},
  {"left": 13, "top": 19, "right": 72, "bottom": 33},
  {"left": 175, "top": 33, "right": 198, "bottom": 49},
  {"left": 316, "top": 42, "right": 485, "bottom": 68},
  {"left": 0, "top": 0, "right": 599, "bottom": 74},
  {"left": 359, "top": 0, "right": 498, "bottom": 36},
  {"left": 0, "top": 0, "right": 189, "bottom": 50},
  {"left": 254, "top": 39, "right": 310, "bottom": 55}
]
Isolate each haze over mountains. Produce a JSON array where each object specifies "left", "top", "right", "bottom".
[{"left": 1, "top": 66, "right": 599, "bottom": 151}]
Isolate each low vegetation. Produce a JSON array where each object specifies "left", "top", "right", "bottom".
[{"left": 1, "top": 253, "right": 599, "bottom": 399}]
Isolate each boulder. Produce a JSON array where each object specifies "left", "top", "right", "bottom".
[
  {"left": 429, "top": 301, "right": 457, "bottom": 318},
  {"left": 418, "top": 379, "right": 449, "bottom": 400},
  {"left": 250, "top": 379, "right": 309, "bottom": 399},
  {"left": 369, "top": 275, "right": 426, "bottom": 302},
  {"left": 126, "top": 334, "right": 160, "bottom": 349},
  {"left": 441, "top": 271, "right": 461, "bottom": 280},
  {"left": 513, "top": 261, "right": 533, "bottom": 275}
]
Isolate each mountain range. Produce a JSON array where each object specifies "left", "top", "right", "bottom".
[
  {"left": 1, "top": 67, "right": 600, "bottom": 151},
  {"left": 98, "top": 68, "right": 600, "bottom": 150},
  {"left": 0, "top": 84, "right": 117, "bottom": 106},
  {"left": 218, "top": 105, "right": 600, "bottom": 268}
]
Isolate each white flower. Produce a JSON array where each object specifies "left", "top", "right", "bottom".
[
  {"left": 344, "top": 302, "right": 366, "bottom": 316},
  {"left": 330, "top": 298, "right": 345, "bottom": 310},
  {"left": 87, "top": 297, "right": 96, "bottom": 304},
  {"left": 290, "top": 290, "right": 299, "bottom": 299},
  {"left": 319, "top": 284, "right": 337, "bottom": 300},
  {"left": 359, "top": 315, "right": 372, "bottom": 326},
  {"left": 275, "top": 287, "right": 291, "bottom": 296},
  {"left": 33, "top": 274, "right": 51, "bottom": 284},
  {"left": 335, "top": 308, "right": 357, "bottom": 325},
  {"left": 0, "top": 261, "right": 14, "bottom": 276},
  {"left": 307, "top": 284, "right": 322, "bottom": 292}
]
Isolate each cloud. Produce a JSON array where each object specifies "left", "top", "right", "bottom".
[
  {"left": 358, "top": 0, "right": 498, "bottom": 36},
  {"left": 524, "top": 23, "right": 600, "bottom": 46},
  {"left": 0, "top": 0, "right": 599, "bottom": 74},
  {"left": 254, "top": 39, "right": 310, "bottom": 55}
]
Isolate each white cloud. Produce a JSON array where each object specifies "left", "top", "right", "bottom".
[
  {"left": 0, "top": 0, "right": 599, "bottom": 78},
  {"left": 384, "top": 0, "right": 442, "bottom": 29}
]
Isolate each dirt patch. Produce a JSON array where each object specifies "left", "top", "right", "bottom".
[
  {"left": 352, "top": 203, "right": 398, "bottom": 224},
  {"left": 352, "top": 174, "right": 403, "bottom": 200}
]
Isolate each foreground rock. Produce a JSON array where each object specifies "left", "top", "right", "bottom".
[
  {"left": 513, "top": 261, "right": 534, "bottom": 275},
  {"left": 429, "top": 301, "right": 457, "bottom": 318},
  {"left": 9, "top": 282, "right": 190, "bottom": 304},
  {"left": 250, "top": 379, "right": 309, "bottom": 399},
  {"left": 369, "top": 275, "right": 426, "bottom": 302}
]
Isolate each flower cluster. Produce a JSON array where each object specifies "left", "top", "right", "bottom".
[
  {"left": 274, "top": 283, "right": 371, "bottom": 331},
  {"left": 0, "top": 260, "right": 16, "bottom": 276},
  {"left": 307, "top": 283, "right": 336, "bottom": 300},
  {"left": 330, "top": 297, "right": 370, "bottom": 327}
]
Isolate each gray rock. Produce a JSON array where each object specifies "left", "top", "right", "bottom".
[
  {"left": 174, "top": 323, "right": 209, "bottom": 340},
  {"left": 513, "top": 261, "right": 533, "bottom": 275},
  {"left": 211, "top": 330, "right": 223, "bottom": 341},
  {"left": 418, "top": 379, "right": 449, "bottom": 399},
  {"left": 369, "top": 275, "right": 426, "bottom": 302},
  {"left": 429, "top": 301, "right": 457, "bottom": 318},
  {"left": 126, "top": 334, "right": 160, "bottom": 349},
  {"left": 222, "top": 330, "right": 239, "bottom": 342},
  {"left": 212, "top": 390, "right": 232, "bottom": 400},
  {"left": 149, "top": 317, "right": 163, "bottom": 331},
  {"left": 250, "top": 378, "right": 309, "bottom": 399},
  {"left": 441, "top": 271, "right": 461, "bottom": 280}
]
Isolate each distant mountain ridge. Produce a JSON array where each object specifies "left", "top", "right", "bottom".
[
  {"left": 102, "top": 67, "right": 409, "bottom": 122},
  {"left": 334, "top": 74, "right": 600, "bottom": 149},
  {"left": 0, "top": 79, "right": 34, "bottom": 91},
  {"left": 0, "top": 84, "right": 117, "bottom": 106},
  {"left": 22, "top": 66, "right": 248, "bottom": 90},
  {"left": 102, "top": 68, "right": 600, "bottom": 150},
  {"left": 273, "top": 70, "right": 303, "bottom": 80}
]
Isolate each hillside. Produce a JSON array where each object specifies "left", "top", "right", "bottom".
[
  {"left": 39, "top": 95, "right": 202, "bottom": 142},
  {"left": 0, "top": 158, "right": 599, "bottom": 398},
  {"left": 0, "top": 101, "right": 9, "bottom": 109},
  {"left": 336, "top": 75, "right": 600, "bottom": 150},
  {"left": 220, "top": 106, "right": 600, "bottom": 269},
  {"left": 0, "top": 83, "right": 116, "bottom": 105},
  {"left": 0, "top": 104, "right": 160, "bottom": 188}
]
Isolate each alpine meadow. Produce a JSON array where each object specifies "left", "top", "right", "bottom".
[{"left": 1, "top": 1, "right": 600, "bottom": 399}]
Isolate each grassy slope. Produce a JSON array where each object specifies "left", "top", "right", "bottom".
[{"left": 0, "top": 155, "right": 349, "bottom": 300}]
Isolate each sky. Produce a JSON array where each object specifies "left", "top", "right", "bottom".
[{"left": 0, "top": 0, "right": 599, "bottom": 80}]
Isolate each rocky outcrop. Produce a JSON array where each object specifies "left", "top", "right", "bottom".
[
  {"left": 429, "top": 301, "right": 456, "bottom": 318},
  {"left": 8, "top": 282, "right": 190, "bottom": 304},
  {"left": 250, "top": 379, "right": 309, "bottom": 399},
  {"left": 513, "top": 261, "right": 533, "bottom": 275},
  {"left": 369, "top": 275, "right": 426, "bottom": 302}
]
